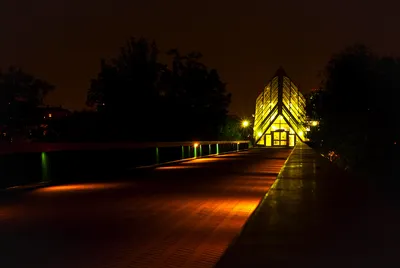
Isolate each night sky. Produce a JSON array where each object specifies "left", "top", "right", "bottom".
[{"left": 1, "top": 0, "right": 400, "bottom": 116}]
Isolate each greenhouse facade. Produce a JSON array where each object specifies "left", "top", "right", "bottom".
[{"left": 253, "top": 68, "right": 307, "bottom": 147}]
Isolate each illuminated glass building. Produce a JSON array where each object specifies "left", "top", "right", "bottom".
[{"left": 253, "top": 68, "right": 306, "bottom": 147}]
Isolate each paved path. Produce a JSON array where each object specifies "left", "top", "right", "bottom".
[
  {"left": 0, "top": 148, "right": 291, "bottom": 268},
  {"left": 216, "top": 143, "right": 400, "bottom": 268}
]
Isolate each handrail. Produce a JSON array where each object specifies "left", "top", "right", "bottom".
[{"left": 0, "top": 140, "right": 250, "bottom": 155}]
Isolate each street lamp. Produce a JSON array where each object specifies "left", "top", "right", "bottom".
[{"left": 242, "top": 120, "right": 249, "bottom": 128}]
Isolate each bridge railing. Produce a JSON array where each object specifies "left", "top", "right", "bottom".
[{"left": 0, "top": 140, "right": 250, "bottom": 189}]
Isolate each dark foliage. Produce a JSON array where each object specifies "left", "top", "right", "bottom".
[
  {"left": 43, "top": 110, "right": 102, "bottom": 142},
  {"left": 218, "top": 115, "right": 251, "bottom": 141},
  {"left": 308, "top": 44, "right": 400, "bottom": 175},
  {"left": 87, "top": 37, "right": 231, "bottom": 141},
  {"left": 0, "top": 67, "right": 55, "bottom": 138}
]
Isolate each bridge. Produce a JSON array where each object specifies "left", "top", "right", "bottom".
[
  {"left": 0, "top": 67, "right": 395, "bottom": 267},
  {"left": 0, "top": 140, "right": 398, "bottom": 268}
]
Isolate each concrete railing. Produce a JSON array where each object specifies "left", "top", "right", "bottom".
[{"left": 0, "top": 140, "right": 250, "bottom": 189}]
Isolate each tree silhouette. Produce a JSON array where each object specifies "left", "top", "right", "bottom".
[
  {"left": 0, "top": 67, "right": 54, "bottom": 137},
  {"left": 164, "top": 49, "right": 231, "bottom": 140},
  {"left": 309, "top": 44, "right": 400, "bottom": 173},
  {"left": 87, "top": 37, "right": 231, "bottom": 141},
  {"left": 87, "top": 37, "right": 165, "bottom": 140}
]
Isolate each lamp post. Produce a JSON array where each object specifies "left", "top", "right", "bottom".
[{"left": 241, "top": 120, "right": 252, "bottom": 144}]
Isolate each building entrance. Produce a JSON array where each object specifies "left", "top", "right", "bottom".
[{"left": 272, "top": 130, "right": 289, "bottom": 146}]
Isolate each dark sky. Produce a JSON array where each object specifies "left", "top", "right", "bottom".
[{"left": 1, "top": 0, "right": 400, "bottom": 116}]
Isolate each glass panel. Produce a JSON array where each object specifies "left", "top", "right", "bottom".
[
  {"left": 271, "top": 116, "right": 290, "bottom": 132},
  {"left": 280, "top": 141, "right": 287, "bottom": 146},
  {"left": 254, "top": 106, "right": 278, "bottom": 140},
  {"left": 266, "top": 134, "right": 271, "bottom": 146},
  {"left": 273, "top": 141, "right": 280, "bottom": 145},
  {"left": 289, "top": 134, "right": 295, "bottom": 146},
  {"left": 281, "top": 132, "right": 287, "bottom": 140},
  {"left": 273, "top": 132, "right": 280, "bottom": 140},
  {"left": 254, "top": 74, "right": 306, "bottom": 144}
]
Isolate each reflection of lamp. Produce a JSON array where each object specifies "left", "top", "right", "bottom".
[{"left": 311, "top": 121, "right": 318, "bottom": 126}]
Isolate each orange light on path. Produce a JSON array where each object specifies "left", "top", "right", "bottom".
[{"left": 36, "top": 183, "right": 125, "bottom": 193}]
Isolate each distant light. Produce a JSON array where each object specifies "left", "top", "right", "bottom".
[
  {"left": 194, "top": 143, "right": 199, "bottom": 148},
  {"left": 242, "top": 120, "right": 250, "bottom": 128},
  {"left": 311, "top": 121, "right": 318, "bottom": 126},
  {"left": 48, "top": 113, "right": 52, "bottom": 118}
]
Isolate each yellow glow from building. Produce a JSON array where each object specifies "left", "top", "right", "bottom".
[{"left": 253, "top": 70, "right": 307, "bottom": 147}]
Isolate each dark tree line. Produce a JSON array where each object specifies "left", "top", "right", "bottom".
[
  {"left": 86, "top": 37, "right": 231, "bottom": 142},
  {"left": 0, "top": 38, "right": 240, "bottom": 143},
  {"left": 307, "top": 44, "right": 400, "bottom": 177},
  {"left": 0, "top": 67, "right": 54, "bottom": 140}
]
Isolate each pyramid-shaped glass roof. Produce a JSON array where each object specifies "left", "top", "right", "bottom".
[{"left": 253, "top": 68, "right": 306, "bottom": 146}]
